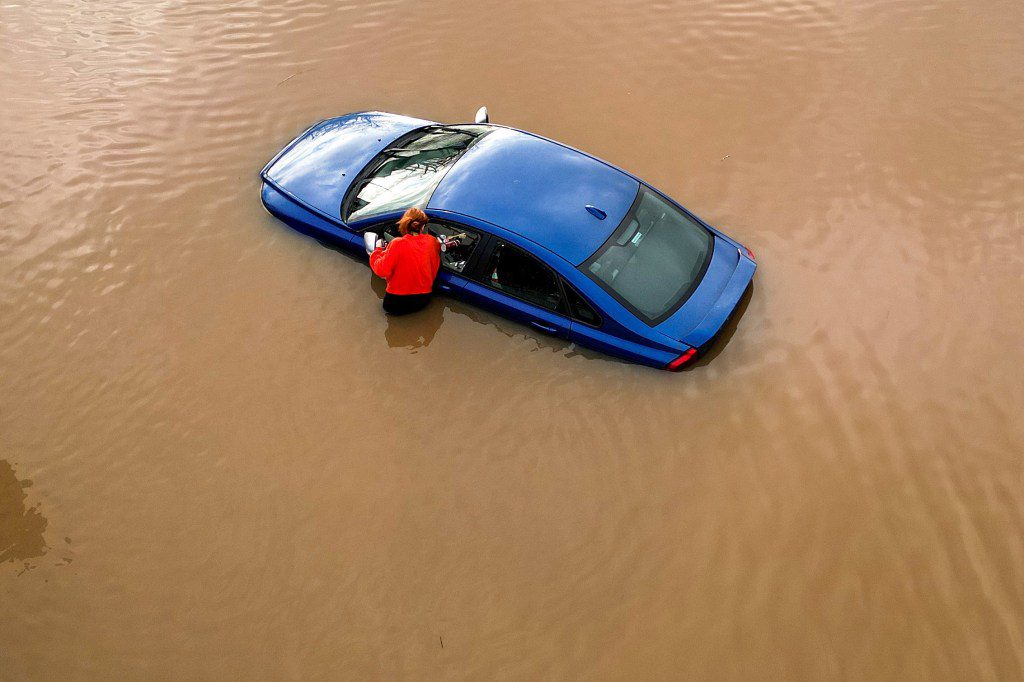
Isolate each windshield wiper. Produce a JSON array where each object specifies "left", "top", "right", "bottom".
[{"left": 385, "top": 141, "right": 470, "bottom": 158}]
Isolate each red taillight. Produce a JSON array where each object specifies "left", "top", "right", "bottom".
[
  {"left": 666, "top": 347, "right": 697, "bottom": 371},
  {"left": 744, "top": 246, "right": 756, "bottom": 261}
]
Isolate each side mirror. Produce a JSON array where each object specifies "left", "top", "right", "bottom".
[
  {"left": 363, "top": 231, "right": 381, "bottom": 256},
  {"left": 474, "top": 106, "right": 489, "bottom": 124}
]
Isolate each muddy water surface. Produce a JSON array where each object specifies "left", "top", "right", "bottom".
[{"left": 1, "top": 0, "right": 1023, "bottom": 678}]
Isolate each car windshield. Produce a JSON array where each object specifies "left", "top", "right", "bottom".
[
  {"left": 583, "top": 187, "right": 713, "bottom": 324},
  {"left": 344, "top": 125, "right": 489, "bottom": 223}
]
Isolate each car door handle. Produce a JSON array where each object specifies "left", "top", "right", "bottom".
[{"left": 529, "top": 320, "right": 559, "bottom": 334}]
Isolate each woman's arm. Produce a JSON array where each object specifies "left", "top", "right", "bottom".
[{"left": 369, "top": 239, "right": 401, "bottom": 279}]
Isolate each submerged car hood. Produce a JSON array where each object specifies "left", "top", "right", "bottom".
[
  {"left": 653, "top": 236, "right": 756, "bottom": 347},
  {"left": 261, "top": 111, "right": 431, "bottom": 221}
]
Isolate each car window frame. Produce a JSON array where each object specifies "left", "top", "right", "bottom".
[
  {"left": 356, "top": 215, "right": 489, "bottom": 277},
  {"left": 427, "top": 217, "right": 488, "bottom": 276}
]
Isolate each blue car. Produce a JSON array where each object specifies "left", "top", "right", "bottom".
[{"left": 260, "top": 110, "right": 756, "bottom": 370}]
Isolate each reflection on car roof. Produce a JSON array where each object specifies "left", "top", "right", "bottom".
[{"left": 428, "top": 128, "right": 640, "bottom": 266}]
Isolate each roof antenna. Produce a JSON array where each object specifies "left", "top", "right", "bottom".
[
  {"left": 474, "top": 106, "right": 489, "bottom": 124},
  {"left": 585, "top": 205, "right": 607, "bottom": 220}
]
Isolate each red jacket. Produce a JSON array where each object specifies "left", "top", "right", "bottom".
[{"left": 369, "top": 234, "right": 441, "bottom": 295}]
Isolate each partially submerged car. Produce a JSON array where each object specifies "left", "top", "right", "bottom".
[{"left": 260, "top": 110, "right": 756, "bottom": 370}]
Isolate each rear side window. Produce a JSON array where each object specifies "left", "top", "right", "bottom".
[
  {"left": 563, "top": 283, "right": 601, "bottom": 326},
  {"left": 482, "top": 242, "right": 565, "bottom": 313}
]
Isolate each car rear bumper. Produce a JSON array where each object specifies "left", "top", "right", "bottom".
[
  {"left": 684, "top": 251, "right": 756, "bottom": 349},
  {"left": 695, "top": 280, "right": 753, "bottom": 359}
]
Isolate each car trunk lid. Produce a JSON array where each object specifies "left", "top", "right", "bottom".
[{"left": 653, "top": 236, "right": 756, "bottom": 347}]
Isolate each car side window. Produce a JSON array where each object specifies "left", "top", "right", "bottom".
[
  {"left": 425, "top": 221, "right": 480, "bottom": 274},
  {"left": 563, "top": 282, "right": 601, "bottom": 327},
  {"left": 482, "top": 242, "right": 565, "bottom": 313}
]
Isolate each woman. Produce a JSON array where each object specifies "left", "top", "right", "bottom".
[{"left": 369, "top": 207, "right": 441, "bottom": 315}]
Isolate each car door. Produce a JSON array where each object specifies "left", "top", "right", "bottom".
[
  {"left": 561, "top": 278, "right": 646, "bottom": 361},
  {"left": 355, "top": 215, "right": 486, "bottom": 296},
  {"left": 460, "top": 239, "right": 572, "bottom": 337}
]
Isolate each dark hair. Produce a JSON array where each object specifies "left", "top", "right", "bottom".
[{"left": 398, "top": 207, "right": 428, "bottom": 235}]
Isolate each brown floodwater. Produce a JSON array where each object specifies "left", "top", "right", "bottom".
[{"left": 2, "top": 0, "right": 1022, "bottom": 677}]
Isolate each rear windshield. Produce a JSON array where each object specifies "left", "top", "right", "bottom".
[
  {"left": 583, "top": 187, "right": 713, "bottom": 324},
  {"left": 343, "top": 125, "right": 489, "bottom": 223}
]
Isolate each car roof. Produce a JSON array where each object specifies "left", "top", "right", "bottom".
[{"left": 427, "top": 127, "right": 640, "bottom": 266}]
